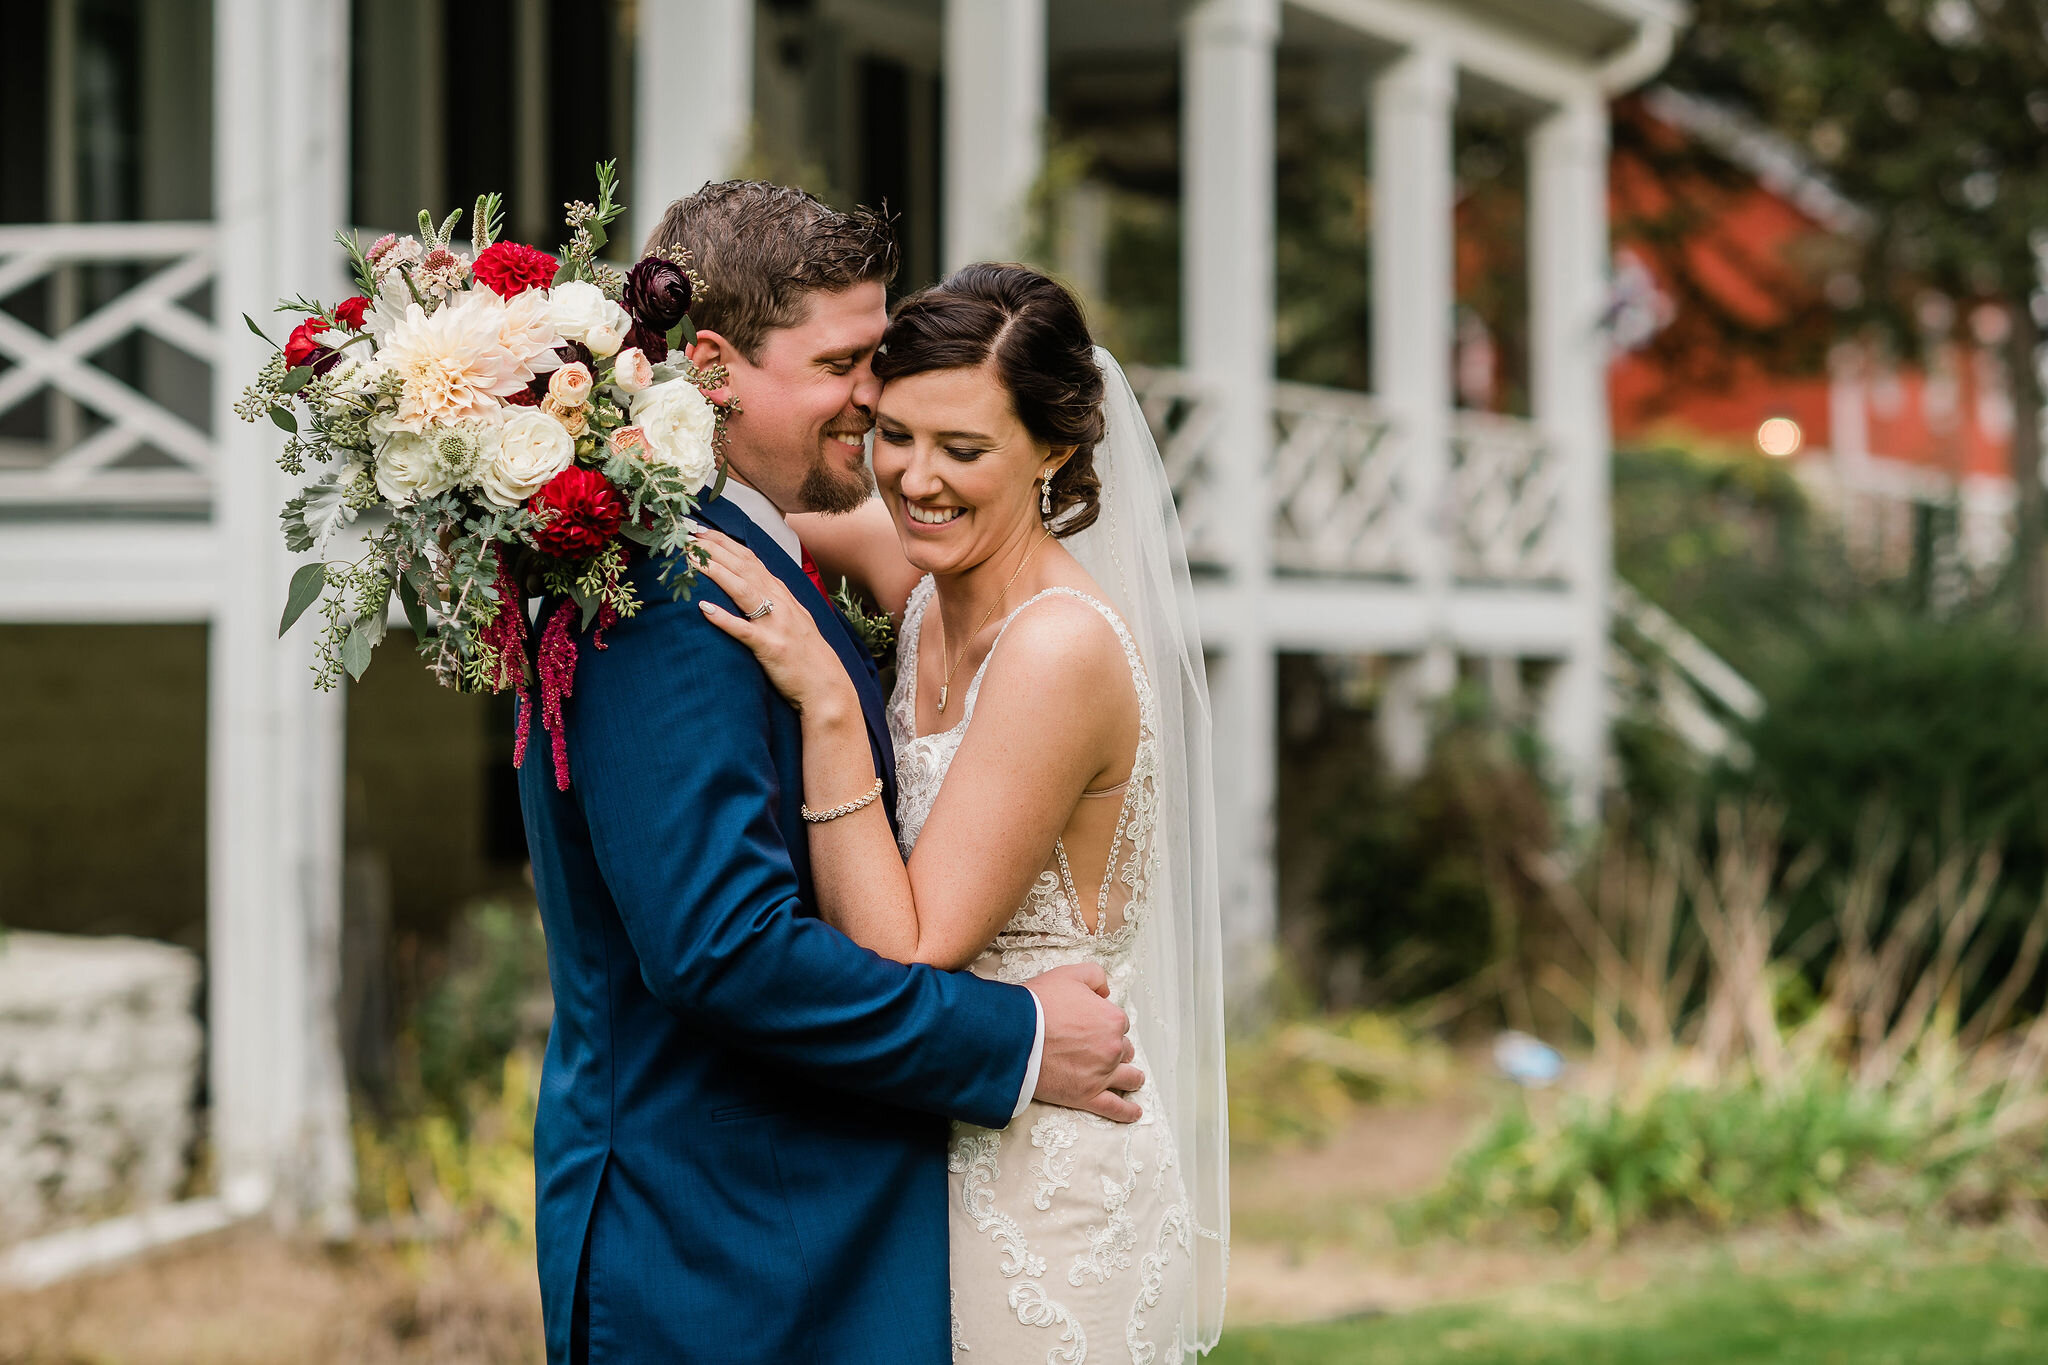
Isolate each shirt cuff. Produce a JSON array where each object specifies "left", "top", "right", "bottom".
[{"left": 1012, "top": 991, "right": 1046, "bottom": 1119}]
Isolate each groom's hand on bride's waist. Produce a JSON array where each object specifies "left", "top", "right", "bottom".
[{"left": 1025, "top": 964, "right": 1146, "bottom": 1124}]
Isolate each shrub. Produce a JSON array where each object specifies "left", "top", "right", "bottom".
[
  {"left": 1407, "top": 806, "right": 2048, "bottom": 1244},
  {"left": 355, "top": 899, "right": 551, "bottom": 1242},
  {"left": 1228, "top": 1012, "right": 1452, "bottom": 1150},
  {"left": 1315, "top": 691, "right": 1560, "bottom": 1010},
  {"left": 1408, "top": 1063, "right": 1914, "bottom": 1243},
  {"left": 1739, "top": 621, "right": 2048, "bottom": 894}
]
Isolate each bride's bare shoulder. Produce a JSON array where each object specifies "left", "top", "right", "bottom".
[{"left": 976, "top": 589, "right": 1133, "bottom": 716}]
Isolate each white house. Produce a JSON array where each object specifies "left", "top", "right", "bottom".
[{"left": 0, "top": 0, "right": 1676, "bottom": 1243}]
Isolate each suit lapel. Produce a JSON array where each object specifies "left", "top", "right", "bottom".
[{"left": 694, "top": 496, "right": 898, "bottom": 814}]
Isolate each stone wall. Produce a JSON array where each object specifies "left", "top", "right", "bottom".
[{"left": 0, "top": 933, "right": 202, "bottom": 1244}]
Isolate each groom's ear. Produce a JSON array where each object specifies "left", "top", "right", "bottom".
[{"left": 686, "top": 329, "right": 739, "bottom": 376}]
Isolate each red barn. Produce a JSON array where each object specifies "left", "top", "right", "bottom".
[{"left": 1606, "top": 87, "right": 2017, "bottom": 578}]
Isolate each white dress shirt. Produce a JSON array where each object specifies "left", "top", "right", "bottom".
[{"left": 715, "top": 481, "right": 1047, "bottom": 1118}]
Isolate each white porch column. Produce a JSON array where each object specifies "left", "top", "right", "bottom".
[
  {"left": 1371, "top": 43, "right": 1458, "bottom": 778},
  {"left": 1529, "top": 96, "right": 1612, "bottom": 825},
  {"left": 211, "top": 0, "right": 354, "bottom": 1230},
  {"left": 943, "top": 0, "right": 1046, "bottom": 269},
  {"left": 1184, "top": 0, "right": 1278, "bottom": 1007},
  {"left": 635, "top": 0, "right": 754, "bottom": 248}
]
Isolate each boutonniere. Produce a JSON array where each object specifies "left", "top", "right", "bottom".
[{"left": 832, "top": 579, "right": 898, "bottom": 665}]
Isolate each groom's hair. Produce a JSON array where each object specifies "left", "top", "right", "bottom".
[{"left": 641, "top": 181, "right": 899, "bottom": 361}]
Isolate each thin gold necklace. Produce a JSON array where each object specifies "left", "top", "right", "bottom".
[{"left": 936, "top": 529, "right": 1053, "bottom": 713}]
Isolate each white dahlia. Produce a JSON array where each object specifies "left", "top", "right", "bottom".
[
  {"left": 492, "top": 287, "right": 566, "bottom": 385},
  {"left": 377, "top": 293, "right": 525, "bottom": 432}
]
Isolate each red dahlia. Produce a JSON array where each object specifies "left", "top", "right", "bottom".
[
  {"left": 529, "top": 466, "right": 625, "bottom": 559},
  {"left": 472, "top": 240, "right": 559, "bottom": 298}
]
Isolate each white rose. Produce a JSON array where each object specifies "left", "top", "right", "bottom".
[
  {"left": 480, "top": 408, "right": 576, "bottom": 508},
  {"left": 611, "top": 346, "right": 654, "bottom": 394},
  {"left": 632, "top": 377, "right": 720, "bottom": 492},
  {"left": 547, "top": 280, "right": 632, "bottom": 358},
  {"left": 374, "top": 426, "right": 456, "bottom": 505}
]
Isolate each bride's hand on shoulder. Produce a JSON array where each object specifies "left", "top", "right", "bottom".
[{"left": 695, "top": 528, "right": 857, "bottom": 720}]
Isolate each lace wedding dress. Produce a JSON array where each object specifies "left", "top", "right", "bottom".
[{"left": 891, "top": 576, "right": 1196, "bottom": 1365}]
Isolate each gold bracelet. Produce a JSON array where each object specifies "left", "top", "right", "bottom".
[{"left": 801, "top": 776, "right": 885, "bottom": 824}]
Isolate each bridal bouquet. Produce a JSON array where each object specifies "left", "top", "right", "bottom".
[{"left": 239, "top": 164, "right": 728, "bottom": 787}]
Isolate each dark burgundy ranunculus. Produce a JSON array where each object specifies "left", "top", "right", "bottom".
[
  {"left": 623, "top": 256, "right": 692, "bottom": 332},
  {"left": 529, "top": 466, "right": 625, "bottom": 560},
  {"left": 472, "top": 240, "right": 559, "bottom": 297},
  {"left": 624, "top": 320, "right": 669, "bottom": 363}
]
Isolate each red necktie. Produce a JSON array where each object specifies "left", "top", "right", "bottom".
[{"left": 799, "top": 543, "right": 829, "bottom": 600}]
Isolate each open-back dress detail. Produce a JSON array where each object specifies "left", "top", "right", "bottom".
[{"left": 890, "top": 574, "right": 1195, "bottom": 1364}]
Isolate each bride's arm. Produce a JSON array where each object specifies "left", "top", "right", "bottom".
[
  {"left": 789, "top": 496, "right": 924, "bottom": 620},
  {"left": 696, "top": 531, "right": 1129, "bottom": 967}
]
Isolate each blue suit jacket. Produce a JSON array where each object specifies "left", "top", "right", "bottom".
[{"left": 518, "top": 494, "right": 1038, "bottom": 1364}]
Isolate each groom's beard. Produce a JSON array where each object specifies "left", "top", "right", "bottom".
[{"left": 798, "top": 448, "right": 876, "bottom": 514}]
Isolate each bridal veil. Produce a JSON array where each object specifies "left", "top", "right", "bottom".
[{"left": 1062, "top": 348, "right": 1229, "bottom": 1354}]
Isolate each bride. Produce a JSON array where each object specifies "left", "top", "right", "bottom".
[{"left": 693, "top": 263, "right": 1227, "bottom": 1362}]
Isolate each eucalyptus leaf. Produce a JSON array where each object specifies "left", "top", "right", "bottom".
[
  {"left": 244, "top": 313, "right": 276, "bottom": 347},
  {"left": 358, "top": 597, "right": 390, "bottom": 650},
  {"left": 397, "top": 575, "right": 431, "bottom": 640},
  {"left": 680, "top": 316, "right": 697, "bottom": 346},
  {"left": 279, "top": 365, "right": 316, "bottom": 393},
  {"left": 279, "top": 561, "right": 327, "bottom": 637},
  {"left": 572, "top": 585, "right": 600, "bottom": 631},
  {"left": 341, "top": 617, "right": 377, "bottom": 680},
  {"left": 269, "top": 404, "right": 298, "bottom": 433}
]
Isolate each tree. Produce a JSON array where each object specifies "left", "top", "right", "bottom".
[{"left": 1669, "top": 0, "right": 2048, "bottom": 624}]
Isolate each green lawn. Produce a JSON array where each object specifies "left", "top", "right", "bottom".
[{"left": 1213, "top": 1256, "right": 2048, "bottom": 1364}]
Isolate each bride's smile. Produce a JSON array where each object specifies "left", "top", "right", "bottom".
[{"left": 872, "top": 363, "right": 1065, "bottom": 577}]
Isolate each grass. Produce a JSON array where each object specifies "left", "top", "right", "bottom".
[{"left": 1212, "top": 1252, "right": 2048, "bottom": 1364}]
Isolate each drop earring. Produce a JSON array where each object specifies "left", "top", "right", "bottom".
[{"left": 1040, "top": 476, "right": 1053, "bottom": 523}]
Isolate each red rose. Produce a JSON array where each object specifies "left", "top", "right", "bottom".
[
  {"left": 529, "top": 466, "right": 625, "bottom": 559},
  {"left": 283, "top": 316, "right": 324, "bottom": 368},
  {"left": 333, "top": 296, "right": 370, "bottom": 331},
  {"left": 473, "top": 241, "right": 559, "bottom": 298},
  {"left": 282, "top": 316, "right": 342, "bottom": 375}
]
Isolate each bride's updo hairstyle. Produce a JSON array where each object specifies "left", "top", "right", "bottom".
[{"left": 872, "top": 263, "right": 1106, "bottom": 537}]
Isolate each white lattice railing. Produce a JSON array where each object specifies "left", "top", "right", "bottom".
[
  {"left": 1449, "top": 409, "right": 1565, "bottom": 584},
  {"left": 1127, "top": 368, "right": 1566, "bottom": 585},
  {"left": 1269, "top": 381, "right": 1405, "bottom": 577},
  {"left": 0, "top": 222, "right": 219, "bottom": 508},
  {"left": 1123, "top": 363, "right": 1228, "bottom": 568}
]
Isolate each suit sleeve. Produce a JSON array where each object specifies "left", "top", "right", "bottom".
[{"left": 565, "top": 588, "right": 1037, "bottom": 1130}]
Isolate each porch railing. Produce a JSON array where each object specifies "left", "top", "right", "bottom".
[
  {"left": 0, "top": 223, "right": 219, "bottom": 510},
  {"left": 1127, "top": 366, "right": 1570, "bottom": 587}
]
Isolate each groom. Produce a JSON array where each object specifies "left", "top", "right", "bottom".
[{"left": 517, "top": 181, "right": 1144, "bottom": 1365}]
